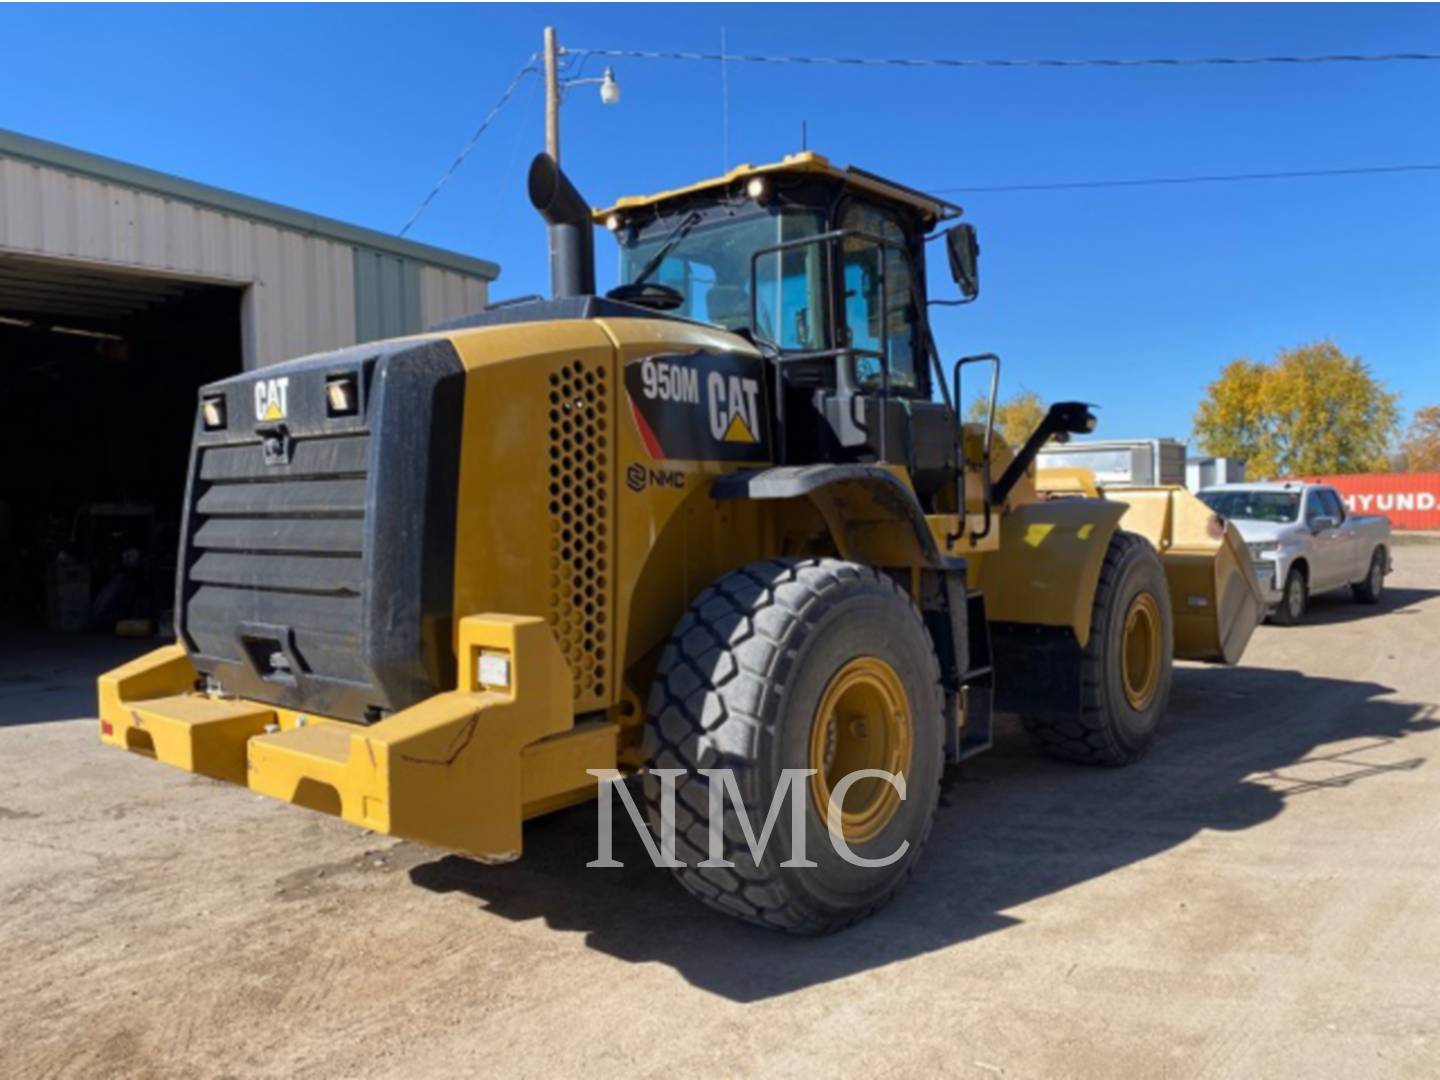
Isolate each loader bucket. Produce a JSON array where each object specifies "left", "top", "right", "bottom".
[{"left": 1105, "top": 487, "right": 1263, "bottom": 664}]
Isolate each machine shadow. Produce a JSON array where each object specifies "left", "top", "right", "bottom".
[
  {"left": 411, "top": 665, "right": 1436, "bottom": 1003},
  {"left": 1294, "top": 586, "right": 1439, "bottom": 627}
]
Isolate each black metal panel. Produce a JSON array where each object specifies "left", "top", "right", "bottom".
[
  {"left": 711, "top": 463, "right": 958, "bottom": 570},
  {"left": 990, "top": 621, "right": 1083, "bottom": 722},
  {"left": 199, "top": 437, "right": 370, "bottom": 481},
  {"left": 176, "top": 337, "right": 465, "bottom": 723},
  {"left": 189, "top": 552, "right": 362, "bottom": 596},
  {"left": 192, "top": 517, "right": 364, "bottom": 556},
  {"left": 194, "top": 477, "right": 368, "bottom": 517}
]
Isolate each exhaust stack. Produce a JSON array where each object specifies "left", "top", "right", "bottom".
[{"left": 528, "top": 153, "right": 595, "bottom": 299}]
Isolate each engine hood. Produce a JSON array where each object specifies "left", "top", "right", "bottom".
[{"left": 1224, "top": 518, "right": 1303, "bottom": 545}]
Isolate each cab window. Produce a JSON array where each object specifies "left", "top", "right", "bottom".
[
  {"left": 618, "top": 208, "right": 827, "bottom": 347},
  {"left": 839, "top": 203, "right": 920, "bottom": 393},
  {"left": 1318, "top": 489, "right": 1347, "bottom": 522}
]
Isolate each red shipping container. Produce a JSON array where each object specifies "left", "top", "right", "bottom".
[{"left": 1293, "top": 472, "right": 1440, "bottom": 530}]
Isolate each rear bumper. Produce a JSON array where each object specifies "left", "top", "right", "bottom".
[{"left": 98, "top": 616, "right": 616, "bottom": 859}]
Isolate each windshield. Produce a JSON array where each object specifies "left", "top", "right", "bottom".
[
  {"left": 617, "top": 208, "right": 827, "bottom": 349},
  {"left": 1198, "top": 490, "right": 1301, "bottom": 524}
]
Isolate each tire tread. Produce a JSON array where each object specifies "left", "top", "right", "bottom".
[
  {"left": 1020, "top": 531, "right": 1169, "bottom": 767},
  {"left": 642, "top": 557, "right": 943, "bottom": 934}
]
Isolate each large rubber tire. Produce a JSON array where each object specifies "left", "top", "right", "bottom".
[
  {"left": 1021, "top": 531, "right": 1174, "bottom": 766},
  {"left": 642, "top": 558, "right": 945, "bottom": 934},
  {"left": 1271, "top": 565, "right": 1308, "bottom": 626},
  {"left": 1351, "top": 547, "right": 1386, "bottom": 604}
]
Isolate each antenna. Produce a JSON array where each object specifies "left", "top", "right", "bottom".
[
  {"left": 720, "top": 27, "right": 730, "bottom": 171},
  {"left": 801, "top": 119, "right": 807, "bottom": 151}
]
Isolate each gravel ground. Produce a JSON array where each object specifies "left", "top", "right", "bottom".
[{"left": 1, "top": 549, "right": 1437, "bottom": 1079}]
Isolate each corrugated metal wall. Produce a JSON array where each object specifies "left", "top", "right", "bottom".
[
  {"left": 353, "top": 248, "right": 421, "bottom": 343},
  {"left": 0, "top": 151, "right": 491, "bottom": 369},
  {"left": 419, "top": 264, "right": 490, "bottom": 329}
]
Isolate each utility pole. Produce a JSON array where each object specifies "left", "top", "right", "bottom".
[
  {"left": 541, "top": 26, "right": 619, "bottom": 163},
  {"left": 543, "top": 26, "right": 560, "bottom": 164}
]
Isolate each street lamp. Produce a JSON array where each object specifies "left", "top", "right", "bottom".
[{"left": 543, "top": 27, "right": 621, "bottom": 165}]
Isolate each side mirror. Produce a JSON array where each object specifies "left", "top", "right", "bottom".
[
  {"left": 945, "top": 223, "right": 980, "bottom": 300},
  {"left": 1311, "top": 515, "right": 1336, "bottom": 533},
  {"left": 1048, "top": 401, "right": 1098, "bottom": 436}
]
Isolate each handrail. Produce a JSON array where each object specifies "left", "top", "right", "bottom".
[{"left": 948, "top": 353, "right": 1001, "bottom": 546}]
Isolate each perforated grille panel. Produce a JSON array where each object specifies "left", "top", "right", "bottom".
[{"left": 547, "top": 359, "right": 612, "bottom": 705}]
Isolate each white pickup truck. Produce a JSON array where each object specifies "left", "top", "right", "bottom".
[{"left": 1196, "top": 482, "right": 1392, "bottom": 625}]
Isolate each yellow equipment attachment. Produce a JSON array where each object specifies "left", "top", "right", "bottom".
[
  {"left": 1033, "top": 466, "right": 1263, "bottom": 663},
  {"left": 1103, "top": 486, "right": 1263, "bottom": 664}
]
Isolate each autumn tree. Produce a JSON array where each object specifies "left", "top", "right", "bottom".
[
  {"left": 1397, "top": 405, "right": 1440, "bottom": 471},
  {"left": 969, "top": 388, "right": 1048, "bottom": 447},
  {"left": 1192, "top": 341, "right": 1399, "bottom": 478}
]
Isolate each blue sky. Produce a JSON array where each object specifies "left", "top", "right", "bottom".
[{"left": 3, "top": 3, "right": 1437, "bottom": 441}]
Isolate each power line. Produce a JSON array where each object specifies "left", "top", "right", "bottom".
[
  {"left": 399, "top": 58, "right": 536, "bottom": 237},
  {"left": 564, "top": 45, "right": 1440, "bottom": 71},
  {"left": 935, "top": 163, "right": 1440, "bottom": 194}
]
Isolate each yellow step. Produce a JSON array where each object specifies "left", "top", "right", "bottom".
[{"left": 108, "top": 694, "right": 276, "bottom": 784}]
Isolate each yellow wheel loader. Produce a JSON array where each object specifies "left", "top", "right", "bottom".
[{"left": 98, "top": 152, "right": 1262, "bottom": 933}]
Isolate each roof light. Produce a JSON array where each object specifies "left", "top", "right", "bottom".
[
  {"left": 326, "top": 375, "right": 358, "bottom": 417},
  {"left": 604, "top": 213, "right": 623, "bottom": 232},
  {"left": 201, "top": 395, "right": 226, "bottom": 430},
  {"left": 746, "top": 176, "right": 770, "bottom": 202}
]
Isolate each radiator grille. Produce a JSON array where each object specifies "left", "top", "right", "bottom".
[
  {"left": 184, "top": 434, "right": 369, "bottom": 685},
  {"left": 546, "top": 359, "right": 611, "bottom": 704}
]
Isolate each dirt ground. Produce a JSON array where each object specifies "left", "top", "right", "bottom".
[{"left": 2, "top": 550, "right": 1438, "bottom": 1079}]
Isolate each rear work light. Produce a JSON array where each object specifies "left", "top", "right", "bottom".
[
  {"left": 477, "top": 651, "right": 512, "bottom": 690},
  {"left": 201, "top": 395, "right": 226, "bottom": 430},
  {"left": 326, "top": 374, "right": 358, "bottom": 417}
]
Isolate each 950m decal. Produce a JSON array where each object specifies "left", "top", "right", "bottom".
[{"left": 625, "top": 351, "right": 770, "bottom": 463}]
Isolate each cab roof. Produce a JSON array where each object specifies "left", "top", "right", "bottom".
[{"left": 593, "top": 151, "right": 961, "bottom": 228}]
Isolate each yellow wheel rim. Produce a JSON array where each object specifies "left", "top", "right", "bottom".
[
  {"left": 1121, "top": 592, "right": 1162, "bottom": 711},
  {"left": 808, "top": 657, "right": 913, "bottom": 845}
]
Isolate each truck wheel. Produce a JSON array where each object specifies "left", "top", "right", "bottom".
[
  {"left": 1351, "top": 548, "right": 1386, "bottom": 604},
  {"left": 1271, "top": 566, "right": 1308, "bottom": 625},
  {"left": 642, "top": 558, "right": 945, "bottom": 934},
  {"left": 1022, "top": 531, "right": 1173, "bottom": 766}
]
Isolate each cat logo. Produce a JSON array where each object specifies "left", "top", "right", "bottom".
[
  {"left": 707, "top": 372, "right": 761, "bottom": 444},
  {"left": 253, "top": 377, "right": 290, "bottom": 422},
  {"left": 624, "top": 350, "right": 768, "bottom": 463}
]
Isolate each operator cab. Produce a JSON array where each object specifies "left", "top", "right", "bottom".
[{"left": 596, "top": 152, "right": 980, "bottom": 504}]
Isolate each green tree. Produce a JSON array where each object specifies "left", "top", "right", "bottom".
[
  {"left": 1399, "top": 405, "right": 1440, "bottom": 472},
  {"left": 969, "top": 388, "right": 1047, "bottom": 448},
  {"left": 1193, "top": 341, "right": 1399, "bottom": 478}
]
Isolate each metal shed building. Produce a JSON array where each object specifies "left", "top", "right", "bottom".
[
  {"left": 0, "top": 127, "right": 499, "bottom": 634},
  {"left": 0, "top": 127, "right": 498, "bottom": 367}
]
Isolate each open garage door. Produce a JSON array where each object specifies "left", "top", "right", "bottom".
[{"left": 0, "top": 253, "right": 243, "bottom": 638}]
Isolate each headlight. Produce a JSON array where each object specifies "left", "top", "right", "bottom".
[
  {"left": 325, "top": 374, "right": 358, "bottom": 416},
  {"left": 1246, "top": 541, "right": 1279, "bottom": 560},
  {"left": 201, "top": 395, "right": 226, "bottom": 430}
]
